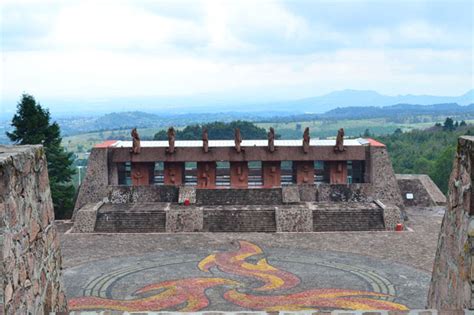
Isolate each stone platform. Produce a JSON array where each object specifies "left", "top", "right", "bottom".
[
  {"left": 64, "top": 240, "right": 427, "bottom": 312},
  {"left": 74, "top": 202, "right": 390, "bottom": 233},
  {"left": 60, "top": 207, "right": 444, "bottom": 313}
]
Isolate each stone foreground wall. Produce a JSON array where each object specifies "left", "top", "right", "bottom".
[
  {"left": 428, "top": 136, "right": 473, "bottom": 309},
  {"left": 0, "top": 145, "right": 67, "bottom": 314}
]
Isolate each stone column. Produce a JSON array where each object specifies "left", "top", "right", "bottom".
[
  {"left": 293, "top": 161, "right": 314, "bottom": 184},
  {"left": 328, "top": 161, "right": 348, "bottom": 184},
  {"left": 197, "top": 161, "right": 217, "bottom": 188},
  {"left": 131, "top": 162, "right": 155, "bottom": 186},
  {"left": 230, "top": 161, "right": 249, "bottom": 188},
  {"left": 164, "top": 162, "right": 185, "bottom": 186},
  {"left": 262, "top": 161, "right": 281, "bottom": 188}
]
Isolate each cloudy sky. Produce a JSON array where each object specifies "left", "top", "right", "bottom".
[{"left": 1, "top": 0, "right": 473, "bottom": 111}]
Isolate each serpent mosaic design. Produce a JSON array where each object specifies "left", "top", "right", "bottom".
[{"left": 69, "top": 240, "right": 408, "bottom": 312}]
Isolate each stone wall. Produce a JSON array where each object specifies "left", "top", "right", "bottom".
[
  {"left": 0, "top": 145, "right": 67, "bottom": 314},
  {"left": 428, "top": 136, "right": 473, "bottom": 309},
  {"left": 81, "top": 183, "right": 393, "bottom": 207},
  {"left": 106, "top": 185, "right": 178, "bottom": 203},
  {"left": 90, "top": 202, "right": 394, "bottom": 233},
  {"left": 195, "top": 188, "right": 283, "bottom": 205},
  {"left": 317, "top": 183, "right": 372, "bottom": 202}
]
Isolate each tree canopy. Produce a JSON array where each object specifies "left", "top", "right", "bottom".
[
  {"left": 377, "top": 122, "right": 473, "bottom": 193},
  {"left": 154, "top": 120, "right": 272, "bottom": 140},
  {"left": 7, "top": 94, "right": 76, "bottom": 219}
]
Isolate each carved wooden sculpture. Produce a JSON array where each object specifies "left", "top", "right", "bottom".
[
  {"left": 302, "top": 127, "right": 310, "bottom": 154},
  {"left": 234, "top": 128, "right": 242, "bottom": 153},
  {"left": 166, "top": 127, "right": 176, "bottom": 154},
  {"left": 334, "top": 128, "right": 345, "bottom": 153},
  {"left": 202, "top": 127, "right": 209, "bottom": 153},
  {"left": 130, "top": 128, "right": 141, "bottom": 154},
  {"left": 268, "top": 127, "right": 275, "bottom": 153}
]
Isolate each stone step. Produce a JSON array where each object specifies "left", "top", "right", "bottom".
[
  {"left": 313, "top": 208, "right": 385, "bottom": 232},
  {"left": 95, "top": 211, "right": 166, "bottom": 233},
  {"left": 203, "top": 210, "right": 277, "bottom": 232}
]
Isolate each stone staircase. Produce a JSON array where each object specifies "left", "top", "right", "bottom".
[
  {"left": 313, "top": 206, "right": 385, "bottom": 232},
  {"left": 203, "top": 209, "right": 277, "bottom": 232},
  {"left": 92, "top": 202, "right": 387, "bottom": 233},
  {"left": 95, "top": 203, "right": 167, "bottom": 233}
]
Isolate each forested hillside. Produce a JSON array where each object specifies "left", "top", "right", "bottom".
[{"left": 377, "top": 120, "right": 472, "bottom": 193}]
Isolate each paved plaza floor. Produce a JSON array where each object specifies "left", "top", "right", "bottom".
[{"left": 60, "top": 207, "right": 443, "bottom": 312}]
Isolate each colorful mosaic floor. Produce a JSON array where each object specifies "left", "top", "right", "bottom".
[{"left": 65, "top": 240, "right": 430, "bottom": 312}]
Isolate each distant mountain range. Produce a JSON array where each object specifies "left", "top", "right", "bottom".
[
  {"left": 1, "top": 89, "right": 472, "bottom": 118},
  {"left": 56, "top": 102, "right": 474, "bottom": 136},
  {"left": 321, "top": 102, "right": 474, "bottom": 120},
  {"left": 261, "top": 89, "right": 474, "bottom": 114}
]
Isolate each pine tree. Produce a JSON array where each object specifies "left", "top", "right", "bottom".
[
  {"left": 443, "top": 117, "right": 455, "bottom": 131},
  {"left": 7, "top": 94, "right": 76, "bottom": 219}
]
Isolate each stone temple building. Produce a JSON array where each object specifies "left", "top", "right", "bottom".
[
  {"left": 1, "top": 136, "right": 470, "bottom": 314},
  {"left": 72, "top": 136, "right": 407, "bottom": 233}
]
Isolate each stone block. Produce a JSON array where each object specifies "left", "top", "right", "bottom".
[
  {"left": 376, "top": 201, "right": 402, "bottom": 231},
  {"left": 166, "top": 207, "right": 203, "bottom": 232},
  {"left": 299, "top": 184, "right": 317, "bottom": 202},
  {"left": 71, "top": 202, "right": 103, "bottom": 233},
  {"left": 276, "top": 205, "right": 312, "bottom": 232},
  {"left": 196, "top": 188, "right": 282, "bottom": 205},
  {"left": 178, "top": 186, "right": 196, "bottom": 204},
  {"left": 282, "top": 185, "right": 300, "bottom": 204},
  {"left": 107, "top": 185, "right": 179, "bottom": 203}
]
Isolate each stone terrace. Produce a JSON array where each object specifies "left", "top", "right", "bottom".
[{"left": 61, "top": 207, "right": 443, "bottom": 272}]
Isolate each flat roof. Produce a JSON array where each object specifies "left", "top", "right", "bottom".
[{"left": 105, "top": 138, "right": 375, "bottom": 148}]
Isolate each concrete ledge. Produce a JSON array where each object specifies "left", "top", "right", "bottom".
[{"left": 72, "top": 202, "right": 103, "bottom": 233}]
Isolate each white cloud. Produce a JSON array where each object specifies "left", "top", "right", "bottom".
[
  {"left": 1, "top": 0, "right": 472, "bottom": 106},
  {"left": 3, "top": 47, "right": 471, "bottom": 102},
  {"left": 46, "top": 1, "right": 206, "bottom": 51}
]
